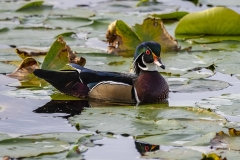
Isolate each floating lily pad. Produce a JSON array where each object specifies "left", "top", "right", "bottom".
[
  {"left": 137, "top": 131, "right": 217, "bottom": 147},
  {"left": 210, "top": 131, "right": 240, "bottom": 150},
  {"left": 16, "top": 1, "right": 44, "bottom": 12},
  {"left": 175, "top": 7, "right": 240, "bottom": 35},
  {"left": 0, "top": 137, "right": 69, "bottom": 158},
  {"left": 196, "top": 94, "right": 240, "bottom": 116},
  {"left": 151, "top": 11, "right": 189, "bottom": 20},
  {"left": 21, "top": 132, "right": 91, "bottom": 144},
  {"left": 142, "top": 148, "right": 202, "bottom": 159},
  {"left": 169, "top": 79, "right": 229, "bottom": 93},
  {"left": 69, "top": 106, "right": 225, "bottom": 136}
]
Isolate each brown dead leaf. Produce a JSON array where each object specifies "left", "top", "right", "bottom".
[
  {"left": 16, "top": 49, "right": 47, "bottom": 59},
  {"left": 7, "top": 57, "right": 40, "bottom": 80}
]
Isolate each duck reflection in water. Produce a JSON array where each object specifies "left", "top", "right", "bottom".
[{"left": 34, "top": 99, "right": 167, "bottom": 156}]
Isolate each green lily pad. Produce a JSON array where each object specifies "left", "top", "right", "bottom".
[
  {"left": 151, "top": 11, "right": 189, "bottom": 20},
  {"left": 142, "top": 148, "right": 202, "bottom": 159},
  {"left": 69, "top": 106, "right": 225, "bottom": 136},
  {"left": 0, "top": 137, "right": 69, "bottom": 158},
  {"left": 41, "top": 36, "right": 69, "bottom": 70},
  {"left": 175, "top": 7, "right": 240, "bottom": 35},
  {"left": 21, "top": 132, "right": 91, "bottom": 144},
  {"left": 169, "top": 79, "right": 229, "bottom": 93},
  {"left": 196, "top": 94, "right": 240, "bottom": 116},
  {"left": 137, "top": 131, "right": 217, "bottom": 147},
  {"left": 16, "top": 1, "right": 44, "bottom": 12}
]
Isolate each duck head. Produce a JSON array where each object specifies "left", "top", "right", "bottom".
[{"left": 133, "top": 41, "right": 165, "bottom": 75}]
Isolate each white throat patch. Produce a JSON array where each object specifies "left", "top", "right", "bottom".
[{"left": 138, "top": 56, "right": 158, "bottom": 71}]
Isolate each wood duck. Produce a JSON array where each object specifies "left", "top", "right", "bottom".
[{"left": 33, "top": 41, "right": 169, "bottom": 104}]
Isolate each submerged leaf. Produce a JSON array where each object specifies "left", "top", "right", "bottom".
[
  {"left": 175, "top": 7, "right": 240, "bottom": 35},
  {"left": 106, "top": 17, "right": 179, "bottom": 56}
]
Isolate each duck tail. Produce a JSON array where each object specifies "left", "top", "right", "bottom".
[{"left": 33, "top": 69, "right": 89, "bottom": 98}]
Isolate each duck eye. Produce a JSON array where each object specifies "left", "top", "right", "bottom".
[{"left": 145, "top": 50, "right": 151, "bottom": 55}]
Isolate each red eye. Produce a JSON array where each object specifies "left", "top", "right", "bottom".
[
  {"left": 146, "top": 50, "right": 151, "bottom": 55},
  {"left": 145, "top": 146, "right": 149, "bottom": 151}
]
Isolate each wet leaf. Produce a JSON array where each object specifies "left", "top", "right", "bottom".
[
  {"left": 7, "top": 57, "right": 40, "bottom": 80},
  {"left": 151, "top": 11, "right": 189, "bottom": 20},
  {"left": 21, "top": 132, "right": 91, "bottom": 144},
  {"left": 106, "top": 17, "right": 179, "bottom": 56},
  {"left": 142, "top": 148, "right": 202, "bottom": 159},
  {"left": 175, "top": 7, "right": 240, "bottom": 35},
  {"left": 210, "top": 131, "right": 240, "bottom": 150},
  {"left": 196, "top": 94, "right": 240, "bottom": 116},
  {"left": 69, "top": 106, "right": 225, "bottom": 136},
  {"left": 0, "top": 137, "right": 69, "bottom": 158},
  {"left": 16, "top": 1, "right": 44, "bottom": 12},
  {"left": 169, "top": 79, "right": 229, "bottom": 93}
]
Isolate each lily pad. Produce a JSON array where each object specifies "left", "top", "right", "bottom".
[
  {"left": 151, "top": 11, "right": 189, "bottom": 20},
  {"left": 142, "top": 148, "right": 202, "bottom": 159},
  {"left": 106, "top": 17, "right": 179, "bottom": 56},
  {"left": 16, "top": 1, "right": 44, "bottom": 12},
  {"left": 175, "top": 7, "right": 240, "bottom": 35},
  {"left": 196, "top": 94, "right": 240, "bottom": 116},
  {"left": 210, "top": 130, "right": 240, "bottom": 150},
  {"left": 169, "top": 79, "right": 229, "bottom": 93},
  {"left": 0, "top": 137, "right": 69, "bottom": 158},
  {"left": 21, "top": 132, "right": 91, "bottom": 144},
  {"left": 69, "top": 106, "right": 225, "bottom": 136}
]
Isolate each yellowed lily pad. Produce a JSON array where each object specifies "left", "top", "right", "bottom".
[{"left": 7, "top": 57, "right": 40, "bottom": 80}]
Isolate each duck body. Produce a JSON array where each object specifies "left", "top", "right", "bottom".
[{"left": 33, "top": 41, "right": 169, "bottom": 104}]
